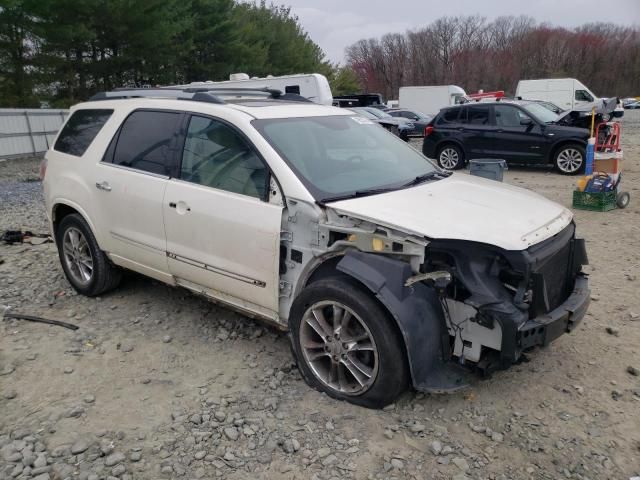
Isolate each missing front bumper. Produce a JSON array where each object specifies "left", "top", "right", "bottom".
[{"left": 518, "top": 274, "right": 590, "bottom": 349}]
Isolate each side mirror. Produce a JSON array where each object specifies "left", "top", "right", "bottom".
[{"left": 520, "top": 118, "right": 533, "bottom": 126}]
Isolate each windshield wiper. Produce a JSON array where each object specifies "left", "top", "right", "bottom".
[
  {"left": 402, "top": 170, "right": 451, "bottom": 187},
  {"left": 319, "top": 187, "right": 398, "bottom": 203}
]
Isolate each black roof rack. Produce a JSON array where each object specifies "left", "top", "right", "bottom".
[{"left": 88, "top": 86, "right": 311, "bottom": 104}]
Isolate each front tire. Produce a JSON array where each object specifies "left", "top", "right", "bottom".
[
  {"left": 437, "top": 144, "right": 465, "bottom": 170},
  {"left": 554, "top": 143, "right": 585, "bottom": 175},
  {"left": 56, "top": 213, "right": 121, "bottom": 296},
  {"left": 289, "top": 278, "right": 409, "bottom": 408}
]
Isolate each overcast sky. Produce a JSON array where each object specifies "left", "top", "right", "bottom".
[{"left": 284, "top": 0, "right": 640, "bottom": 63}]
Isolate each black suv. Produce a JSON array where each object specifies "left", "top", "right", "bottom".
[{"left": 422, "top": 101, "right": 590, "bottom": 174}]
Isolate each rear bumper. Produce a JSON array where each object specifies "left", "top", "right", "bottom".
[
  {"left": 517, "top": 274, "right": 589, "bottom": 349},
  {"left": 422, "top": 139, "right": 437, "bottom": 158}
]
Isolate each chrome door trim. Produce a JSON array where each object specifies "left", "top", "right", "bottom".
[{"left": 167, "top": 251, "right": 267, "bottom": 288}]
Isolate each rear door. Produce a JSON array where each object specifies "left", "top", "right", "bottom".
[
  {"left": 162, "top": 114, "right": 282, "bottom": 317},
  {"left": 457, "top": 105, "right": 493, "bottom": 158},
  {"left": 94, "top": 109, "right": 184, "bottom": 281}
]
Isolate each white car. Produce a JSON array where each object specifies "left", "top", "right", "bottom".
[{"left": 42, "top": 87, "right": 590, "bottom": 408}]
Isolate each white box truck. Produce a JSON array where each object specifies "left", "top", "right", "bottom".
[
  {"left": 515, "top": 78, "right": 599, "bottom": 111},
  {"left": 398, "top": 85, "right": 466, "bottom": 115},
  {"left": 177, "top": 73, "right": 333, "bottom": 105}
]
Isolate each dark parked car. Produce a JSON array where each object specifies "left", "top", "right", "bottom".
[
  {"left": 387, "top": 109, "right": 433, "bottom": 136},
  {"left": 422, "top": 101, "right": 590, "bottom": 174},
  {"left": 350, "top": 107, "right": 413, "bottom": 141}
]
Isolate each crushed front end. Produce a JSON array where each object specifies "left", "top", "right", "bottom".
[{"left": 424, "top": 222, "right": 589, "bottom": 373}]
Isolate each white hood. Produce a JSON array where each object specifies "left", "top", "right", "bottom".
[{"left": 328, "top": 174, "right": 573, "bottom": 251}]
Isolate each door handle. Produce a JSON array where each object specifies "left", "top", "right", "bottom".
[
  {"left": 169, "top": 201, "right": 191, "bottom": 213},
  {"left": 95, "top": 181, "right": 111, "bottom": 192}
]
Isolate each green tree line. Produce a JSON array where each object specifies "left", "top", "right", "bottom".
[{"left": 0, "top": 0, "right": 361, "bottom": 107}]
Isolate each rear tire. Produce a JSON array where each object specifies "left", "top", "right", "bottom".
[
  {"left": 56, "top": 214, "right": 121, "bottom": 296},
  {"left": 289, "top": 278, "right": 409, "bottom": 408},
  {"left": 437, "top": 144, "right": 465, "bottom": 170},
  {"left": 554, "top": 143, "right": 585, "bottom": 175}
]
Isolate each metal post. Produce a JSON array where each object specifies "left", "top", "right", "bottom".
[{"left": 24, "top": 111, "right": 37, "bottom": 156}]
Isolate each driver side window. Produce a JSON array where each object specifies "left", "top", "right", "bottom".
[
  {"left": 181, "top": 115, "right": 268, "bottom": 200},
  {"left": 494, "top": 105, "right": 532, "bottom": 128}
]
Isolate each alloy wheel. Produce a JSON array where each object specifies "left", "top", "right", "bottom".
[
  {"left": 556, "top": 148, "right": 583, "bottom": 173},
  {"left": 62, "top": 227, "right": 94, "bottom": 285},
  {"left": 299, "top": 301, "right": 379, "bottom": 396},
  {"left": 439, "top": 148, "right": 459, "bottom": 169}
]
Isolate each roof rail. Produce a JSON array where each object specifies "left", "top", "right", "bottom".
[
  {"left": 88, "top": 86, "right": 293, "bottom": 104},
  {"left": 89, "top": 89, "right": 225, "bottom": 104}
]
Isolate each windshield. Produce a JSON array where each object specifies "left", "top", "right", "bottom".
[
  {"left": 253, "top": 115, "right": 439, "bottom": 202},
  {"left": 522, "top": 103, "right": 559, "bottom": 123}
]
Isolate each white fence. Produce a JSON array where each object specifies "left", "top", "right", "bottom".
[{"left": 0, "top": 109, "right": 69, "bottom": 159}]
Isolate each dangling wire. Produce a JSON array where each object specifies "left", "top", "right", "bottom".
[{"left": 438, "top": 296, "right": 468, "bottom": 365}]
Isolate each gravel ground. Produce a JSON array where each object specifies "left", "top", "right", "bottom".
[{"left": 1, "top": 112, "right": 639, "bottom": 480}]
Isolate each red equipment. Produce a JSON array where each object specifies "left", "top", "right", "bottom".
[{"left": 466, "top": 90, "right": 505, "bottom": 102}]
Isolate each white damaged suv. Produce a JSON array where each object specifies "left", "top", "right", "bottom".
[{"left": 42, "top": 87, "right": 590, "bottom": 408}]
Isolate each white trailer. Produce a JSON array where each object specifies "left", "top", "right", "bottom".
[
  {"left": 177, "top": 73, "right": 333, "bottom": 105},
  {"left": 515, "top": 78, "right": 599, "bottom": 111},
  {"left": 398, "top": 85, "right": 466, "bottom": 115}
]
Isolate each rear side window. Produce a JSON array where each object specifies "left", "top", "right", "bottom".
[
  {"left": 437, "top": 108, "right": 460, "bottom": 124},
  {"left": 54, "top": 109, "right": 113, "bottom": 156},
  {"left": 460, "top": 106, "right": 490, "bottom": 125},
  {"left": 111, "top": 110, "right": 183, "bottom": 176}
]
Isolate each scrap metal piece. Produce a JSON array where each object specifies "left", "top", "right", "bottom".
[{"left": 3, "top": 311, "right": 79, "bottom": 331}]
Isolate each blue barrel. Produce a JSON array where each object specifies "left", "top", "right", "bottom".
[{"left": 468, "top": 159, "right": 508, "bottom": 182}]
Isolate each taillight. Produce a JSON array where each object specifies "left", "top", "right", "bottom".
[
  {"left": 39, "top": 158, "right": 47, "bottom": 181},
  {"left": 424, "top": 126, "right": 434, "bottom": 137}
]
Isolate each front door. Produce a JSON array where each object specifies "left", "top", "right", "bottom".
[
  {"left": 490, "top": 105, "right": 547, "bottom": 163},
  {"left": 94, "top": 109, "right": 184, "bottom": 280},
  {"left": 163, "top": 114, "right": 282, "bottom": 316}
]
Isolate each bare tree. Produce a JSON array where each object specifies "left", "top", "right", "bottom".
[{"left": 346, "top": 15, "right": 640, "bottom": 99}]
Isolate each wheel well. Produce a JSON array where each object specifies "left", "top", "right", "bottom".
[
  {"left": 305, "top": 256, "right": 344, "bottom": 286},
  {"left": 52, "top": 204, "right": 80, "bottom": 234},
  {"left": 302, "top": 256, "right": 410, "bottom": 372}
]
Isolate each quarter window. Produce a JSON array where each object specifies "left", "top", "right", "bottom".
[
  {"left": 54, "top": 109, "right": 113, "bottom": 157},
  {"left": 111, "top": 111, "right": 183, "bottom": 176},
  {"left": 437, "top": 108, "right": 460, "bottom": 124},
  {"left": 180, "top": 115, "right": 268, "bottom": 200}
]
